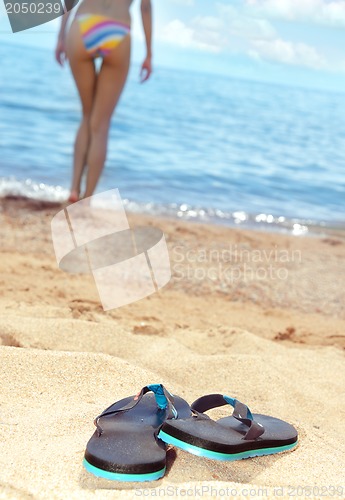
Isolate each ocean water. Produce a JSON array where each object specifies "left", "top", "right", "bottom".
[{"left": 1, "top": 40, "right": 344, "bottom": 234}]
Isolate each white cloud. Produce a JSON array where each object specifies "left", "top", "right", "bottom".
[
  {"left": 158, "top": 1, "right": 335, "bottom": 71},
  {"left": 249, "top": 38, "right": 326, "bottom": 68},
  {"left": 246, "top": 0, "right": 345, "bottom": 27},
  {"left": 158, "top": 18, "right": 225, "bottom": 53},
  {"left": 218, "top": 4, "right": 276, "bottom": 40},
  {"left": 158, "top": 4, "right": 275, "bottom": 54}
]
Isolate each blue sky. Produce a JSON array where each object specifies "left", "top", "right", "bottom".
[{"left": 1, "top": 0, "right": 345, "bottom": 91}]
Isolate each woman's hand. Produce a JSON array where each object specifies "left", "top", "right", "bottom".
[
  {"left": 55, "top": 38, "right": 68, "bottom": 66},
  {"left": 140, "top": 55, "right": 152, "bottom": 83},
  {"left": 140, "top": 0, "right": 152, "bottom": 82},
  {"left": 55, "top": 11, "right": 71, "bottom": 66}
]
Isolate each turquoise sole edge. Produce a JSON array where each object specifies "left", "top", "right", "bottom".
[
  {"left": 158, "top": 430, "right": 297, "bottom": 462},
  {"left": 83, "top": 458, "right": 166, "bottom": 482}
]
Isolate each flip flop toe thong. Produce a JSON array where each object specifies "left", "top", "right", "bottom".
[
  {"left": 83, "top": 384, "right": 190, "bottom": 482},
  {"left": 158, "top": 393, "right": 298, "bottom": 461}
]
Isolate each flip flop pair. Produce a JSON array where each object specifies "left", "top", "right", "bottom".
[{"left": 83, "top": 384, "right": 298, "bottom": 482}]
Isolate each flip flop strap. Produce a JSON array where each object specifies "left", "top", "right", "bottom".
[
  {"left": 94, "top": 384, "right": 177, "bottom": 436},
  {"left": 191, "top": 394, "right": 265, "bottom": 440}
]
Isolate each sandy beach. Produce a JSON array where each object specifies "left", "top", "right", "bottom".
[{"left": 0, "top": 197, "right": 344, "bottom": 499}]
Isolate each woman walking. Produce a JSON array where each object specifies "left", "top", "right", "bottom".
[{"left": 55, "top": 0, "right": 153, "bottom": 203}]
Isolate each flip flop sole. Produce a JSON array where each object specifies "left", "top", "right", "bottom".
[
  {"left": 84, "top": 391, "right": 191, "bottom": 481},
  {"left": 159, "top": 430, "right": 298, "bottom": 461},
  {"left": 83, "top": 458, "right": 166, "bottom": 482}
]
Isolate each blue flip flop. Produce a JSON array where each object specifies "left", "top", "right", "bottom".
[
  {"left": 83, "top": 384, "right": 190, "bottom": 482},
  {"left": 158, "top": 393, "right": 298, "bottom": 461}
]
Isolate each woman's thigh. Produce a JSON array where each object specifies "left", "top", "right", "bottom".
[
  {"left": 66, "top": 19, "right": 97, "bottom": 115},
  {"left": 90, "top": 36, "right": 131, "bottom": 129}
]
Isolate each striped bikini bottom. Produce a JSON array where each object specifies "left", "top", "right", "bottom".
[{"left": 76, "top": 14, "right": 131, "bottom": 58}]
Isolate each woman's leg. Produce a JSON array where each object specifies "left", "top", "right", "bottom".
[
  {"left": 83, "top": 36, "right": 131, "bottom": 199},
  {"left": 66, "top": 21, "right": 97, "bottom": 201}
]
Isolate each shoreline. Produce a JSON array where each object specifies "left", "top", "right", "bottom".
[{"left": 1, "top": 193, "right": 344, "bottom": 239}]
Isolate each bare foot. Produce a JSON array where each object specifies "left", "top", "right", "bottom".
[{"left": 68, "top": 191, "right": 79, "bottom": 204}]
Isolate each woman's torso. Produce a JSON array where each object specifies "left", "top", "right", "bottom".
[{"left": 76, "top": 0, "right": 134, "bottom": 25}]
